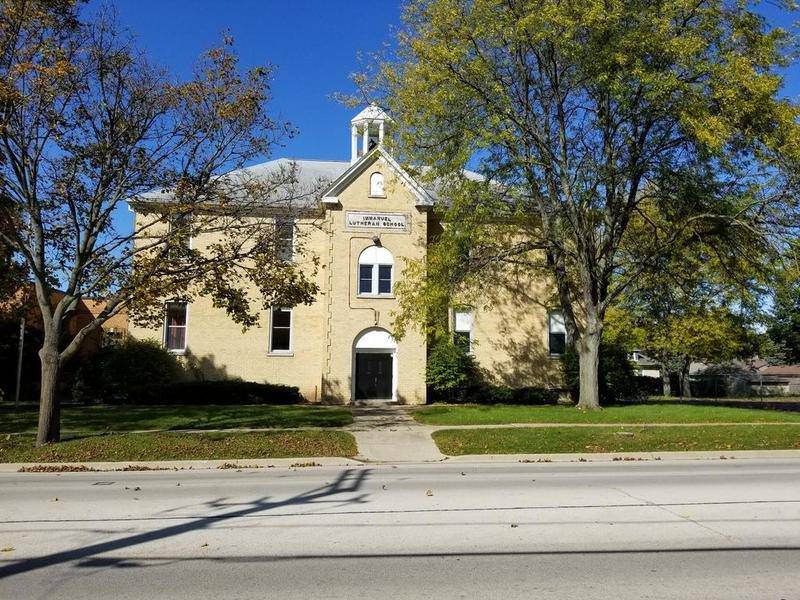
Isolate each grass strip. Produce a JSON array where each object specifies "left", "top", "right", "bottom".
[
  {"left": 432, "top": 425, "right": 800, "bottom": 456},
  {"left": 0, "top": 430, "right": 357, "bottom": 463},
  {"left": 0, "top": 404, "right": 353, "bottom": 434},
  {"left": 414, "top": 403, "right": 800, "bottom": 426}
]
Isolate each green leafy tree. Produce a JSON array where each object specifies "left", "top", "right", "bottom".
[
  {"left": 648, "top": 309, "right": 754, "bottom": 397},
  {"left": 606, "top": 230, "right": 764, "bottom": 398},
  {"left": 767, "top": 266, "right": 800, "bottom": 363},
  {"left": 426, "top": 340, "right": 480, "bottom": 401},
  {"left": 369, "top": 0, "right": 800, "bottom": 409},
  {"left": 0, "top": 2, "right": 318, "bottom": 443}
]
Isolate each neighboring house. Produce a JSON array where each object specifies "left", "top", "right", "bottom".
[
  {"left": 128, "top": 106, "right": 563, "bottom": 404},
  {"left": 629, "top": 350, "right": 661, "bottom": 379},
  {"left": 688, "top": 358, "right": 800, "bottom": 397},
  {"left": 751, "top": 364, "right": 800, "bottom": 396},
  {"left": 2, "top": 286, "right": 128, "bottom": 357},
  {"left": 0, "top": 286, "right": 128, "bottom": 402}
]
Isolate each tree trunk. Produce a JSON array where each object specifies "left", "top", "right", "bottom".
[
  {"left": 36, "top": 339, "right": 61, "bottom": 446},
  {"left": 679, "top": 358, "right": 692, "bottom": 399},
  {"left": 661, "top": 368, "right": 671, "bottom": 397},
  {"left": 681, "top": 371, "right": 692, "bottom": 398},
  {"left": 576, "top": 328, "right": 602, "bottom": 410}
]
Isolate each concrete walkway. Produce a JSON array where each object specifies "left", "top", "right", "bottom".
[{"left": 347, "top": 403, "right": 445, "bottom": 463}]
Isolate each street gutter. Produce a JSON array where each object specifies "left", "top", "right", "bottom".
[{"left": 4, "top": 449, "right": 800, "bottom": 472}]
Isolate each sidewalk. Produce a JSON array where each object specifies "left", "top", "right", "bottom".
[{"left": 347, "top": 403, "right": 445, "bottom": 463}]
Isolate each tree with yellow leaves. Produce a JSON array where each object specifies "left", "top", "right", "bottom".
[
  {"left": 0, "top": 2, "right": 318, "bottom": 444},
  {"left": 374, "top": 0, "right": 799, "bottom": 408}
]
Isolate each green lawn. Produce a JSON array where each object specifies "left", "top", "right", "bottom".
[
  {"left": 433, "top": 425, "right": 800, "bottom": 456},
  {"left": 413, "top": 403, "right": 800, "bottom": 425},
  {"left": 0, "top": 404, "right": 353, "bottom": 434},
  {"left": 0, "top": 430, "right": 357, "bottom": 463}
]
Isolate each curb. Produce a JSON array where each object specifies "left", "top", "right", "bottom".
[
  {"left": 0, "top": 457, "right": 365, "bottom": 473},
  {"left": 4, "top": 450, "right": 800, "bottom": 472},
  {"left": 419, "top": 422, "right": 800, "bottom": 430},
  {"left": 444, "top": 449, "right": 800, "bottom": 463}
]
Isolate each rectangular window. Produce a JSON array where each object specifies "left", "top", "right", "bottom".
[
  {"left": 270, "top": 307, "right": 292, "bottom": 352},
  {"left": 164, "top": 302, "right": 187, "bottom": 352},
  {"left": 167, "top": 213, "right": 192, "bottom": 259},
  {"left": 453, "top": 309, "right": 473, "bottom": 353},
  {"left": 378, "top": 264, "right": 392, "bottom": 294},
  {"left": 275, "top": 218, "right": 294, "bottom": 262},
  {"left": 359, "top": 264, "right": 373, "bottom": 295},
  {"left": 549, "top": 311, "right": 567, "bottom": 356}
]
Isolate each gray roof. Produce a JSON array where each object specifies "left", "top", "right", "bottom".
[{"left": 132, "top": 156, "right": 483, "bottom": 210}]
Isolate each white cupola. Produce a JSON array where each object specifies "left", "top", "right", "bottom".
[{"left": 350, "top": 103, "right": 391, "bottom": 164}]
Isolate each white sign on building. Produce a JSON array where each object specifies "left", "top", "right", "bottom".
[{"left": 345, "top": 211, "right": 409, "bottom": 232}]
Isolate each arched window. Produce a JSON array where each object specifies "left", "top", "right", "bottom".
[
  {"left": 369, "top": 172, "right": 385, "bottom": 197},
  {"left": 358, "top": 245, "right": 393, "bottom": 296}
]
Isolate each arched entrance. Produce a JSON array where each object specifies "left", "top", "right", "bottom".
[{"left": 352, "top": 328, "right": 397, "bottom": 402}]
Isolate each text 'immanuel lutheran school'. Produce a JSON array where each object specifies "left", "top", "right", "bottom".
[{"left": 345, "top": 211, "right": 408, "bottom": 231}]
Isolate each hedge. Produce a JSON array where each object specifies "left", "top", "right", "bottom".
[
  {"left": 73, "top": 338, "right": 184, "bottom": 404},
  {"left": 106, "top": 380, "right": 304, "bottom": 406},
  {"left": 467, "top": 385, "right": 559, "bottom": 405}
]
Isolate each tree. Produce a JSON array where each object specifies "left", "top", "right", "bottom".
[
  {"left": 371, "top": 0, "right": 800, "bottom": 409},
  {"left": 767, "top": 265, "right": 800, "bottom": 363},
  {"left": 0, "top": 240, "right": 25, "bottom": 307},
  {"left": 605, "top": 226, "right": 765, "bottom": 398},
  {"left": 426, "top": 339, "right": 480, "bottom": 401},
  {"left": 649, "top": 309, "right": 754, "bottom": 397},
  {"left": 0, "top": 2, "right": 319, "bottom": 444}
]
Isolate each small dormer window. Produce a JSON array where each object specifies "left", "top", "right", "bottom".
[{"left": 369, "top": 172, "right": 385, "bottom": 197}]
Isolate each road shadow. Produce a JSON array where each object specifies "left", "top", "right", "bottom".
[{"left": 0, "top": 468, "right": 371, "bottom": 579}]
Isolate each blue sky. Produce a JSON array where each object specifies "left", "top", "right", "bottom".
[
  {"left": 104, "top": 0, "right": 797, "bottom": 165},
  {"left": 106, "top": 0, "right": 403, "bottom": 162}
]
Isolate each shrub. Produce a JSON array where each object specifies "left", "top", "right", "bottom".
[
  {"left": 633, "top": 375, "right": 663, "bottom": 397},
  {"left": 562, "top": 340, "right": 637, "bottom": 404},
  {"left": 120, "top": 380, "right": 304, "bottom": 405},
  {"left": 426, "top": 340, "right": 480, "bottom": 402},
  {"left": 468, "top": 385, "right": 559, "bottom": 405},
  {"left": 73, "top": 338, "right": 184, "bottom": 403},
  {"left": 0, "top": 318, "right": 44, "bottom": 403}
]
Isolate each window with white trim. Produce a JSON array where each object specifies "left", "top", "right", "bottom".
[
  {"left": 275, "top": 218, "right": 294, "bottom": 262},
  {"left": 164, "top": 302, "right": 187, "bottom": 352},
  {"left": 548, "top": 310, "right": 567, "bottom": 356},
  {"left": 369, "top": 172, "right": 385, "bottom": 197},
  {"left": 453, "top": 309, "right": 473, "bottom": 353},
  {"left": 269, "top": 307, "right": 292, "bottom": 353},
  {"left": 357, "top": 245, "right": 394, "bottom": 296}
]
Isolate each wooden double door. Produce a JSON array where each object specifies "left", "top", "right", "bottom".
[{"left": 355, "top": 352, "right": 393, "bottom": 400}]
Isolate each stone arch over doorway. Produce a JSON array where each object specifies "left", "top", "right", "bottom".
[{"left": 352, "top": 327, "right": 397, "bottom": 402}]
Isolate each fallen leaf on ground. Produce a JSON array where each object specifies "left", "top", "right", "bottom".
[{"left": 1, "top": 547, "right": 14, "bottom": 552}]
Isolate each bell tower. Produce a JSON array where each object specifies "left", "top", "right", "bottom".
[{"left": 350, "top": 103, "right": 391, "bottom": 164}]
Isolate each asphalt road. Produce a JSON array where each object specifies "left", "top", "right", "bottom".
[{"left": 1, "top": 459, "right": 799, "bottom": 599}]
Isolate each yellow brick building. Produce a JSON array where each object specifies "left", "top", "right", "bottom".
[{"left": 128, "top": 106, "right": 562, "bottom": 404}]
